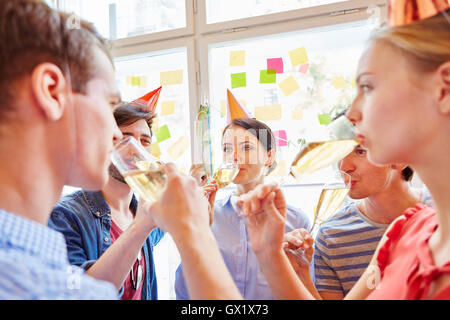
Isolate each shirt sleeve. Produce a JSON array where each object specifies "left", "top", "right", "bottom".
[
  {"left": 48, "top": 207, "right": 90, "bottom": 268},
  {"left": 313, "top": 229, "right": 344, "bottom": 294}
]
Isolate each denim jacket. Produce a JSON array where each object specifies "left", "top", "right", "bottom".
[{"left": 48, "top": 190, "right": 165, "bottom": 300}]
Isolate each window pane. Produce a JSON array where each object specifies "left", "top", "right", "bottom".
[
  {"left": 206, "top": 0, "right": 346, "bottom": 24},
  {"left": 114, "top": 48, "right": 191, "bottom": 173},
  {"left": 208, "top": 20, "right": 375, "bottom": 219},
  {"left": 58, "top": 0, "right": 186, "bottom": 39}
]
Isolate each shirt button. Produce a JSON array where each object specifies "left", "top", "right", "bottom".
[{"left": 104, "top": 237, "right": 109, "bottom": 242}]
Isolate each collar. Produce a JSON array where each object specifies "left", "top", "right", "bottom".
[
  {"left": 81, "top": 190, "right": 138, "bottom": 219},
  {"left": 0, "top": 209, "right": 68, "bottom": 267}
]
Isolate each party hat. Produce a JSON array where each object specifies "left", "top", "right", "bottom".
[
  {"left": 226, "top": 89, "right": 252, "bottom": 124},
  {"left": 388, "top": 0, "right": 449, "bottom": 27},
  {"left": 132, "top": 86, "right": 162, "bottom": 114}
]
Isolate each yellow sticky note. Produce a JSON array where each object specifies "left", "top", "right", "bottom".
[
  {"left": 152, "top": 117, "right": 159, "bottom": 131},
  {"left": 269, "top": 160, "right": 287, "bottom": 177},
  {"left": 289, "top": 47, "right": 308, "bottom": 66},
  {"left": 126, "top": 76, "right": 132, "bottom": 85},
  {"left": 220, "top": 100, "right": 226, "bottom": 117},
  {"left": 161, "top": 101, "right": 175, "bottom": 116},
  {"left": 254, "top": 104, "right": 282, "bottom": 121},
  {"left": 139, "top": 76, "right": 147, "bottom": 88},
  {"left": 151, "top": 142, "right": 161, "bottom": 158},
  {"left": 292, "top": 108, "right": 303, "bottom": 120},
  {"left": 167, "top": 136, "right": 189, "bottom": 160},
  {"left": 160, "top": 70, "right": 183, "bottom": 85},
  {"left": 351, "top": 78, "right": 356, "bottom": 88},
  {"left": 332, "top": 77, "right": 347, "bottom": 89},
  {"left": 230, "top": 50, "right": 245, "bottom": 66},
  {"left": 279, "top": 76, "right": 300, "bottom": 96}
]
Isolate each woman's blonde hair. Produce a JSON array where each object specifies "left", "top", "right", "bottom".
[{"left": 370, "top": 9, "right": 450, "bottom": 73}]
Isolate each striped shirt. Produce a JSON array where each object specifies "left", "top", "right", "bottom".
[
  {"left": 314, "top": 188, "right": 433, "bottom": 295},
  {"left": 0, "top": 209, "right": 118, "bottom": 299}
]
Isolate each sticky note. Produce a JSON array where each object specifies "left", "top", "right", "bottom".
[
  {"left": 351, "top": 78, "right": 356, "bottom": 88},
  {"left": 260, "top": 69, "right": 276, "bottom": 84},
  {"left": 332, "top": 77, "right": 347, "bottom": 89},
  {"left": 230, "top": 50, "right": 245, "bottom": 66},
  {"left": 254, "top": 104, "right": 282, "bottom": 121},
  {"left": 167, "top": 136, "right": 189, "bottom": 160},
  {"left": 289, "top": 47, "right": 308, "bottom": 66},
  {"left": 160, "top": 70, "right": 183, "bottom": 85},
  {"left": 231, "top": 72, "right": 246, "bottom": 88},
  {"left": 269, "top": 160, "right": 287, "bottom": 177},
  {"left": 318, "top": 113, "right": 331, "bottom": 125},
  {"left": 220, "top": 100, "right": 226, "bottom": 117},
  {"left": 139, "top": 76, "right": 147, "bottom": 88},
  {"left": 126, "top": 76, "right": 132, "bottom": 85},
  {"left": 161, "top": 101, "right": 175, "bottom": 116},
  {"left": 292, "top": 108, "right": 303, "bottom": 120},
  {"left": 299, "top": 63, "right": 309, "bottom": 74},
  {"left": 267, "top": 58, "right": 283, "bottom": 74},
  {"left": 151, "top": 142, "right": 161, "bottom": 158},
  {"left": 155, "top": 124, "right": 171, "bottom": 143},
  {"left": 131, "top": 76, "right": 140, "bottom": 87},
  {"left": 152, "top": 117, "right": 159, "bottom": 131},
  {"left": 279, "top": 76, "right": 300, "bottom": 96},
  {"left": 273, "top": 130, "right": 288, "bottom": 147}
]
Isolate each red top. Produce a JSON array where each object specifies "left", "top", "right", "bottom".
[
  {"left": 110, "top": 219, "right": 146, "bottom": 300},
  {"left": 367, "top": 203, "right": 450, "bottom": 300}
]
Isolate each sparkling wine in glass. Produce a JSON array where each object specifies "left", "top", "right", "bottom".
[
  {"left": 111, "top": 137, "right": 167, "bottom": 204},
  {"left": 290, "top": 116, "right": 360, "bottom": 180},
  {"left": 212, "top": 162, "right": 239, "bottom": 189}
]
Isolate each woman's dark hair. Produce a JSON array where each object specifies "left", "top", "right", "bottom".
[
  {"left": 222, "top": 118, "right": 277, "bottom": 175},
  {"left": 113, "top": 101, "right": 156, "bottom": 136}
]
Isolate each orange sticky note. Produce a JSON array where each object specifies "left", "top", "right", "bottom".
[
  {"left": 332, "top": 77, "right": 347, "bottom": 89},
  {"left": 160, "top": 70, "right": 183, "bottom": 85},
  {"left": 254, "top": 104, "right": 282, "bottom": 121},
  {"left": 279, "top": 76, "right": 300, "bottom": 96},
  {"left": 289, "top": 47, "right": 308, "bottom": 66},
  {"left": 161, "top": 101, "right": 175, "bottom": 116},
  {"left": 230, "top": 50, "right": 245, "bottom": 66},
  {"left": 167, "top": 136, "right": 189, "bottom": 160}
]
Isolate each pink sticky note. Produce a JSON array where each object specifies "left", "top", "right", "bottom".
[
  {"left": 267, "top": 58, "right": 283, "bottom": 74},
  {"left": 273, "top": 130, "right": 287, "bottom": 147},
  {"left": 299, "top": 63, "right": 309, "bottom": 74}
]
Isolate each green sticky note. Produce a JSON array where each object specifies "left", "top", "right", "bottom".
[
  {"left": 231, "top": 72, "right": 246, "bottom": 88},
  {"left": 318, "top": 113, "right": 331, "bottom": 125},
  {"left": 131, "top": 76, "right": 139, "bottom": 86},
  {"left": 156, "top": 124, "right": 171, "bottom": 143},
  {"left": 260, "top": 69, "right": 276, "bottom": 84}
]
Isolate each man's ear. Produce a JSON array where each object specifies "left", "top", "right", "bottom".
[
  {"left": 31, "top": 63, "right": 69, "bottom": 121},
  {"left": 436, "top": 61, "right": 450, "bottom": 115}
]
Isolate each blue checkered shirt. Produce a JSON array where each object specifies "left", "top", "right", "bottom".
[{"left": 0, "top": 209, "right": 118, "bottom": 299}]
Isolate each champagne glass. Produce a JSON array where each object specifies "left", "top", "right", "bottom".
[
  {"left": 110, "top": 136, "right": 167, "bottom": 204},
  {"left": 290, "top": 115, "right": 360, "bottom": 179},
  {"left": 212, "top": 162, "right": 239, "bottom": 189}
]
